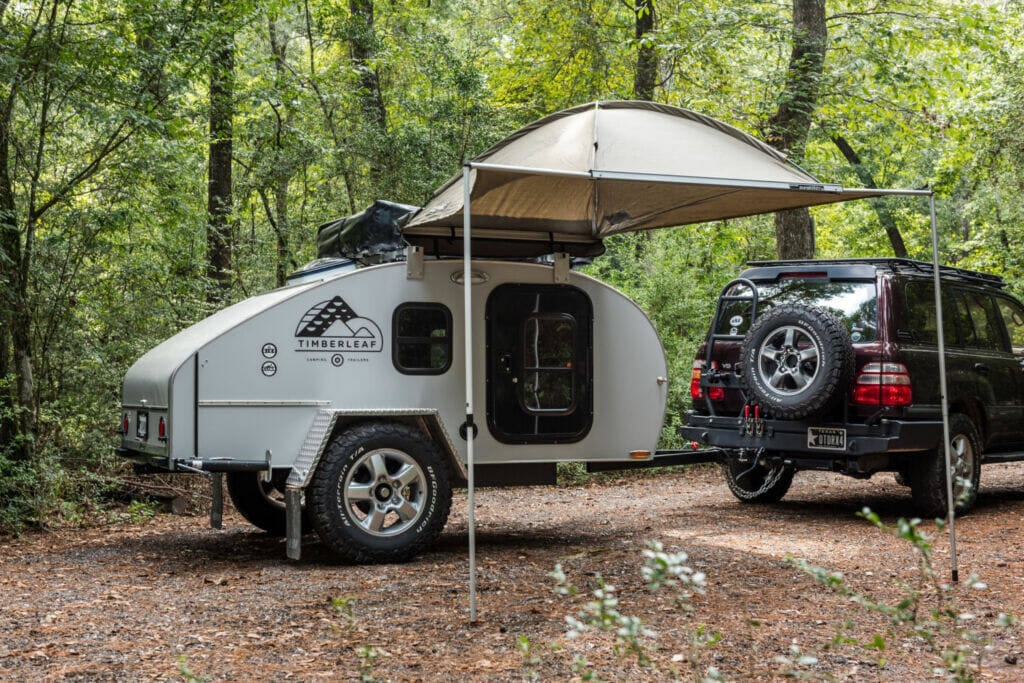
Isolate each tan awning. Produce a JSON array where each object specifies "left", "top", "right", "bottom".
[{"left": 404, "top": 101, "right": 882, "bottom": 256}]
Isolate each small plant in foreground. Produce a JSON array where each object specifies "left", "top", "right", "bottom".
[
  {"left": 772, "top": 642, "right": 820, "bottom": 679},
  {"left": 551, "top": 564, "right": 654, "bottom": 667},
  {"left": 176, "top": 655, "right": 206, "bottom": 682},
  {"left": 331, "top": 595, "right": 357, "bottom": 633},
  {"left": 358, "top": 645, "right": 381, "bottom": 682},
  {"left": 517, "top": 635, "right": 543, "bottom": 680},
  {"left": 643, "top": 541, "right": 722, "bottom": 680},
  {"left": 789, "top": 507, "right": 1016, "bottom": 682},
  {"left": 550, "top": 541, "right": 721, "bottom": 681}
]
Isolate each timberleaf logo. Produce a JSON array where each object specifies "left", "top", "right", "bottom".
[{"left": 295, "top": 296, "right": 382, "bottom": 353}]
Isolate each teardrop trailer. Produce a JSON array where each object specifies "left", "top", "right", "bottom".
[{"left": 118, "top": 102, "right": 970, "bottom": 610}]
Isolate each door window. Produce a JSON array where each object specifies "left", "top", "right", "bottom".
[
  {"left": 521, "top": 314, "right": 576, "bottom": 414},
  {"left": 905, "top": 281, "right": 958, "bottom": 345},
  {"left": 962, "top": 291, "right": 1005, "bottom": 351},
  {"left": 997, "top": 297, "right": 1024, "bottom": 355}
]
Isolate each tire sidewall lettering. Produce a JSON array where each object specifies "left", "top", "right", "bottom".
[{"left": 331, "top": 437, "right": 444, "bottom": 539}]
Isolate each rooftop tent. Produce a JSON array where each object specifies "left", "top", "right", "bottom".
[
  {"left": 404, "top": 101, "right": 884, "bottom": 256},
  {"left": 417, "top": 100, "right": 955, "bottom": 623}
]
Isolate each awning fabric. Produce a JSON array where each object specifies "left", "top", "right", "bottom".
[{"left": 404, "top": 101, "right": 881, "bottom": 256}]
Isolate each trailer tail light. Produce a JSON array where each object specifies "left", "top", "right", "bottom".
[
  {"left": 122, "top": 413, "right": 129, "bottom": 434},
  {"left": 851, "top": 362, "right": 912, "bottom": 406},
  {"left": 690, "top": 361, "right": 726, "bottom": 401},
  {"left": 158, "top": 417, "right": 166, "bottom": 440}
]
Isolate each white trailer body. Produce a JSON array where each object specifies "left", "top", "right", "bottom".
[
  {"left": 119, "top": 257, "right": 672, "bottom": 561},
  {"left": 121, "top": 258, "right": 667, "bottom": 470}
]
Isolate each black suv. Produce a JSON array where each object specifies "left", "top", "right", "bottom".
[{"left": 679, "top": 258, "right": 1024, "bottom": 516}]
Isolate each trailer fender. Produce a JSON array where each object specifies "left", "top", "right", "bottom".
[{"left": 285, "top": 409, "right": 464, "bottom": 490}]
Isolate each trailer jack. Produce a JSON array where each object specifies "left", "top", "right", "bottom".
[
  {"left": 210, "top": 472, "right": 223, "bottom": 530},
  {"left": 285, "top": 487, "right": 303, "bottom": 561},
  {"left": 171, "top": 456, "right": 271, "bottom": 530}
]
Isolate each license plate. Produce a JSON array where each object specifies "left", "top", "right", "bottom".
[
  {"left": 807, "top": 427, "right": 845, "bottom": 451},
  {"left": 136, "top": 411, "right": 149, "bottom": 440}
]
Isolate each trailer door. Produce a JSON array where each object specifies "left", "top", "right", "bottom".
[{"left": 486, "top": 284, "right": 593, "bottom": 444}]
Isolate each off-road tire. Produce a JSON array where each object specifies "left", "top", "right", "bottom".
[
  {"left": 741, "top": 304, "right": 854, "bottom": 420},
  {"left": 226, "top": 469, "right": 308, "bottom": 536},
  {"left": 309, "top": 421, "right": 452, "bottom": 564},
  {"left": 723, "top": 453, "right": 795, "bottom": 503},
  {"left": 909, "top": 413, "right": 981, "bottom": 518}
]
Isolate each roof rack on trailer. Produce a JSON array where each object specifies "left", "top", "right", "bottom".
[{"left": 745, "top": 258, "right": 1005, "bottom": 289}]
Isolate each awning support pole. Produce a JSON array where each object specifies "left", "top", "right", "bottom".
[
  {"left": 463, "top": 163, "right": 478, "bottom": 622},
  {"left": 929, "top": 191, "right": 958, "bottom": 583}
]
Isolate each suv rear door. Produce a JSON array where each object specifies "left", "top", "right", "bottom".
[
  {"left": 901, "top": 279, "right": 965, "bottom": 415},
  {"left": 994, "top": 294, "right": 1024, "bottom": 448},
  {"left": 954, "top": 287, "right": 1022, "bottom": 448}
]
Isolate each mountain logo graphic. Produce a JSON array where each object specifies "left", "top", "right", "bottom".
[{"left": 294, "top": 296, "right": 383, "bottom": 353}]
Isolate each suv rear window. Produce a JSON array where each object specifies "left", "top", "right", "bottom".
[{"left": 716, "top": 279, "right": 878, "bottom": 342}]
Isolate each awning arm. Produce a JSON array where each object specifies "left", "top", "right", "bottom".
[
  {"left": 462, "top": 163, "right": 478, "bottom": 624},
  {"left": 465, "top": 161, "right": 934, "bottom": 199},
  {"left": 929, "top": 191, "right": 958, "bottom": 583}
]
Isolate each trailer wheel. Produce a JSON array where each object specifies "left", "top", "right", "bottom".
[
  {"left": 723, "top": 453, "right": 794, "bottom": 503},
  {"left": 226, "top": 469, "right": 308, "bottom": 536},
  {"left": 909, "top": 413, "right": 981, "bottom": 518},
  {"left": 309, "top": 422, "right": 452, "bottom": 564},
  {"left": 741, "top": 304, "right": 853, "bottom": 420}
]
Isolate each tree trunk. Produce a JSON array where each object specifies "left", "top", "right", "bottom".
[
  {"left": 349, "top": 0, "right": 389, "bottom": 192},
  {"left": 207, "top": 0, "right": 234, "bottom": 302},
  {"left": 633, "top": 0, "right": 656, "bottom": 101},
  {"left": 273, "top": 181, "right": 290, "bottom": 286},
  {"left": 0, "top": 324, "right": 11, "bottom": 449},
  {"left": 269, "top": 17, "right": 292, "bottom": 288},
  {"left": 632, "top": 0, "right": 656, "bottom": 253},
  {"left": 829, "top": 134, "right": 908, "bottom": 258},
  {"left": 0, "top": 107, "right": 35, "bottom": 461},
  {"left": 768, "top": 0, "right": 826, "bottom": 260}
]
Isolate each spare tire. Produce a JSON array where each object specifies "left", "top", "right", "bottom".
[{"left": 741, "top": 304, "right": 853, "bottom": 420}]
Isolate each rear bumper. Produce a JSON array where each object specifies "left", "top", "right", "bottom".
[
  {"left": 117, "top": 447, "right": 171, "bottom": 470},
  {"left": 679, "top": 412, "right": 943, "bottom": 457}
]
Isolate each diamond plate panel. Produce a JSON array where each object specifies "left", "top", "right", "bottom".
[{"left": 286, "top": 409, "right": 338, "bottom": 488}]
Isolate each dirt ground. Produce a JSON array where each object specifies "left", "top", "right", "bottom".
[{"left": 3, "top": 464, "right": 1024, "bottom": 681}]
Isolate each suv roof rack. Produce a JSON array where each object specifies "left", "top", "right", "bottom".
[{"left": 745, "top": 258, "right": 1005, "bottom": 289}]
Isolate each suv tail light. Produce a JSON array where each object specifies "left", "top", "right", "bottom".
[
  {"left": 122, "top": 413, "right": 129, "bottom": 434},
  {"left": 851, "top": 362, "right": 912, "bottom": 406},
  {"left": 690, "top": 360, "right": 725, "bottom": 401}
]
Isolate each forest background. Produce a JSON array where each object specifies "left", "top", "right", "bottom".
[{"left": 0, "top": 0, "right": 1022, "bottom": 533}]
